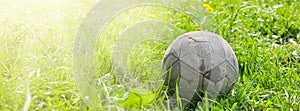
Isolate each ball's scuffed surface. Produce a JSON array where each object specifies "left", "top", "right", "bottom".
[{"left": 162, "top": 31, "right": 238, "bottom": 107}]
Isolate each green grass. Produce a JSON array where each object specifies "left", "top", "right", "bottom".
[{"left": 0, "top": 0, "right": 300, "bottom": 110}]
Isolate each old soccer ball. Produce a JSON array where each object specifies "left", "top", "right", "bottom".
[{"left": 162, "top": 31, "right": 238, "bottom": 108}]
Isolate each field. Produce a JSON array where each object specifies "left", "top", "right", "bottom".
[{"left": 0, "top": 0, "right": 299, "bottom": 110}]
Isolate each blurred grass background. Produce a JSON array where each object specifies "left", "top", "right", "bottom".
[{"left": 0, "top": 0, "right": 99, "bottom": 110}]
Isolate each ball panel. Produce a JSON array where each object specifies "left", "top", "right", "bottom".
[
  {"left": 170, "top": 35, "right": 188, "bottom": 57},
  {"left": 226, "top": 54, "right": 239, "bottom": 72},
  {"left": 179, "top": 63, "right": 202, "bottom": 100},
  {"left": 203, "top": 53, "right": 225, "bottom": 72},
  {"left": 163, "top": 61, "right": 181, "bottom": 96},
  {"left": 217, "top": 78, "right": 230, "bottom": 94},
  {"left": 199, "top": 31, "right": 219, "bottom": 40},
  {"left": 202, "top": 78, "right": 221, "bottom": 99},
  {"left": 218, "top": 62, "right": 227, "bottom": 78},
  {"left": 178, "top": 78, "right": 195, "bottom": 103},
  {"left": 180, "top": 63, "right": 200, "bottom": 83},
  {"left": 179, "top": 37, "right": 197, "bottom": 58},
  {"left": 220, "top": 39, "right": 236, "bottom": 60},
  {"left": 162, "top": 48, "right": 179, "bottom": 70},
  {"left": 178, "top": 71, "right": 203, "bottom": 107},
  {"left": 166, "top": 46, "right": 180, "bottom": 58},
  {"left": 224, "top": 63, "right": 238, "bottom": 83},
  {"left": 180, "top": 52, "right": 201, "bottom": 73},
  {"left": 185, "top": 31, "right": 213, "bottom": 42},
  {"left": 210, "top": 37, "right": 226, "bottom": 59},
  {"left": 194, "top": 42, "right": 212, "bottom": 57},
  {"left": 204, "top": 64, "right": 224, "bottom": 84}
]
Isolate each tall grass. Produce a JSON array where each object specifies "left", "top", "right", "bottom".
[{"left": 0, "top": 0, "right": 299, "bottom": 110}]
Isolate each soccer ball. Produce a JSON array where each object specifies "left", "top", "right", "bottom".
[{"left": 162, "top": 31, "right": 238, "bottom": 108}]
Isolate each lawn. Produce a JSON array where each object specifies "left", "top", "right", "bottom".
[{"left": 0, "top": 0, "right": 299, "bottom": 111}]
